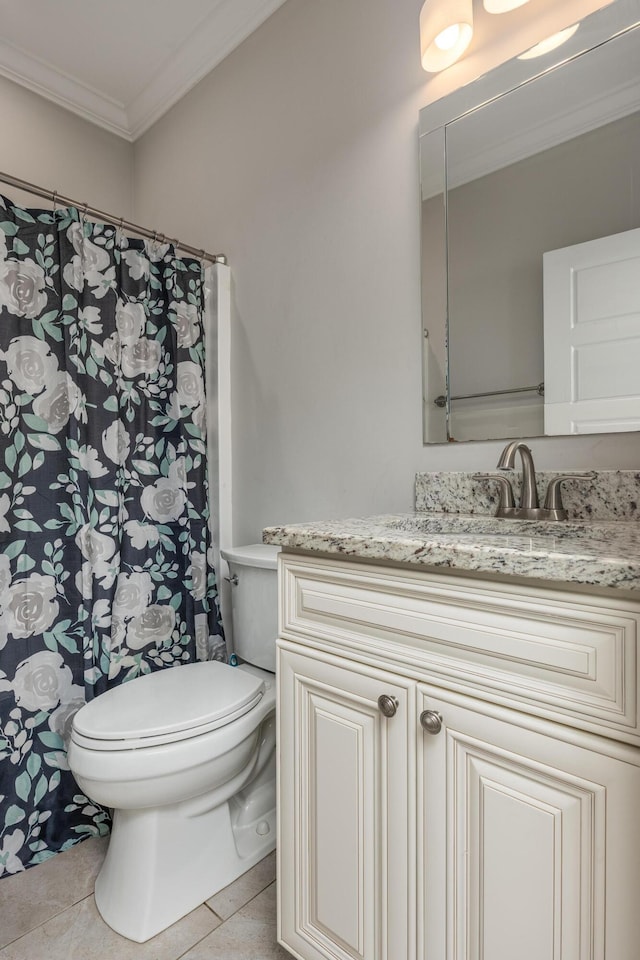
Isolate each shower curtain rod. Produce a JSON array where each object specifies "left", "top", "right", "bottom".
[
  {"left": 0, "top": 169, "right": 227, "bottom": 265},
  {"left": 433, "top": 382, "right": 545, "bottom": 408}
]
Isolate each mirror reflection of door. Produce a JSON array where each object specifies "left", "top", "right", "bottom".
[{"left": 543, "top": 228, "right": 640, "bottom": 435}]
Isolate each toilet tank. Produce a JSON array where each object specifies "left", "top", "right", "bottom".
[{"left": 220, "top": 544, "right": 280, "bottom": 672}]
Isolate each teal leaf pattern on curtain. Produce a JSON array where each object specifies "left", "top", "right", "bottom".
[{"left": 0, "top": 194, "right": 225, "bottom": 874}]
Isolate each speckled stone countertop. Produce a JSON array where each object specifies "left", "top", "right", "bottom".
[{"left": 262, "top": 512, "right": 640, "bottom": 592}]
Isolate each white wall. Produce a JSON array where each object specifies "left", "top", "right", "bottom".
[
  {"left": 0, "top": 75, "right": 133, "bottom": 216},
  {"left": 132, "top": 0, "right": 638, "bottom": 545}
]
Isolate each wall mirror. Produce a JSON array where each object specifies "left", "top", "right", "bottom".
[{"left": 420, "top": 0, "right": 640, "bottom": 444}]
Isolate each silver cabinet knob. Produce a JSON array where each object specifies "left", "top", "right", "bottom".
[
  {"left": 377, "top": 695, "right": 399, "bottom": 718},
  {"left": 420, "top": 710, "right": 443, "bottom": 735}
]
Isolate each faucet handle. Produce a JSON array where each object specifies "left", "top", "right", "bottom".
[
  {"left": 542, "top": 473, "right": 597, "bottom": 520},
  {"left": 472, "top": 473, "right": 516, "bottom": 515}
]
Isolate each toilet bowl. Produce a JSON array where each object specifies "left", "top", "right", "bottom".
[{"left": 67, "top": 543, "right": 280, "bottom": 943}]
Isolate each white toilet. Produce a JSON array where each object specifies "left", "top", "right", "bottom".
[{"left": 67, "top": 543, "right": 280, "bottom": 943}]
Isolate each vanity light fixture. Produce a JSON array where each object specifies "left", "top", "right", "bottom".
[
  {"left": 483, "top": 0, "right": 531, "bottom": 12},
  {"left": 420, "top": 0, "right": 473, "bottom": 72},
  {"left": 518, "top": 23, "right": 580, "bottom": 59}
]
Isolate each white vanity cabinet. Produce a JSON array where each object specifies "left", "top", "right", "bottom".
[{"left": 276, "top": 553, "right": 640, "bottom": 960}]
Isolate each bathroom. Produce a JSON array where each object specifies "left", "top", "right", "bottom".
[{"left": 1, "top": 0, "right": 639, "bottom": 957}]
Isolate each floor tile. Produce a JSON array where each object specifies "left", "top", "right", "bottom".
[
  {"left": 183, "top": 883, "right": 289, "bottom": 960},
  {"left": 0, "top": 895, "right": 220, "bottom": 960},
  {"left": 205, "top": 850, "right": 277, "bottom": 921},
  {"left": 0, "top": 836, "right": 108, "bottom": 949}
]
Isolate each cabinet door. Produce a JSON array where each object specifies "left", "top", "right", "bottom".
[
  {"left": 418, "top": 684, "right": 640, "bottom": 960},
  {"left": 278, "top": 642, "right": 416, "bottom": 960}
]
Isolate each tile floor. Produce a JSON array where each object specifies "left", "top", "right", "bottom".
[{"left": 0, "top": 838, "right": 290, "bottom": 959}]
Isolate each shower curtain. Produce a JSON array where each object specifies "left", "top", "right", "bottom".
[{"left": 0, "top": 193, "right": 225, "bottom": 874}]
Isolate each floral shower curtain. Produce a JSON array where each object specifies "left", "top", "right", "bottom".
[{"left": 0, "top": 193, "right": 225, "bottom": 875}]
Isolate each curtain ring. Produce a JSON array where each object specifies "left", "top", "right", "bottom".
[{"left": 51, "top": 190, "right": 58, "bottom": 212}]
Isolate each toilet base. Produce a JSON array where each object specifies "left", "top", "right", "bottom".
[{"left": 94, "top": 759, "right": 276, "bottom": 942}]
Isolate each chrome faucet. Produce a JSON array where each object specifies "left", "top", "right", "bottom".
[{"left": 473, "top": 441, "right": 596, "bottom": 521}]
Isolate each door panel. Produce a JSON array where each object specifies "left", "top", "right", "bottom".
[
  {"left": 278, "top": 643, "right": 415, "bottom": 960},
  {"left": 419, "top": 684, "right": 640, "bottom": 960},
  {"left": 543, "top": 227, "right": 640, "bottom": 434}
]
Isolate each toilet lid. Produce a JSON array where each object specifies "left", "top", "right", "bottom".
[{"left": 73, "top": 661, "right": 265, "bottom": 746}]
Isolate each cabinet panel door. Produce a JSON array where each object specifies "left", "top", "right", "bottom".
[
  {"left": 278, "top": 643, "right": 415, "bottom": 960},
  {"left": 418, "top": 684, "right": 640, "bottom": 960}
]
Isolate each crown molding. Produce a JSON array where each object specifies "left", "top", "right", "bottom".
[
  {"left": 0, "top": 0, "right": 288, "bottom": 142},
  {"left": 421, "top": 77, "right": 640, "bottom": 200},
  {"left": 445, "top": 76, "right": 640, "bottom": 194},
  {"left": 0, "top": 37, "right": 131, "bottom": 140},
  {"left": 127, "top": 0, "right": 288, "bottom": 140}
]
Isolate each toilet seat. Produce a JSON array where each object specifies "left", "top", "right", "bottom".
[{"left": 72, "top": 661, "right": 265, "bottom": 751}]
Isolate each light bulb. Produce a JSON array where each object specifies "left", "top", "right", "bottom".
[
  {"left": 435, "top": 24, "right": 461, "bottom": 52},
  {"left": 518, "top": 24, "right": 580, "bottom": 59}
]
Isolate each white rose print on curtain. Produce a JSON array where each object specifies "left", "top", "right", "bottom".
[{"left": 0, "top": 193, "right": 225, "bottom": 876}]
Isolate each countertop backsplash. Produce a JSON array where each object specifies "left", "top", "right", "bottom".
[{"left": 414, "top": 470, "right": 640, "bottom": 522}]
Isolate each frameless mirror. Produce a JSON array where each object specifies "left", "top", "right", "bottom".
[{"left": 420, "top": 0, "right": 640, "bottom": 444}]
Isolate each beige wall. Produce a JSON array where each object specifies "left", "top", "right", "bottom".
[
  {"left": 0, "top": 75, "right": 133, "bottom": 216},
  {"left": 133, "top": 0, "right": 637, "bottom": 544}
]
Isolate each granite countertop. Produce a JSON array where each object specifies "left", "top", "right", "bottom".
[{"left": 262, "top": 512, "right": 640, "bottom": 592}]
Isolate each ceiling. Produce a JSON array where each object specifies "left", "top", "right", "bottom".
[{"left": 0, "top": 0, "right": 288, "bottom": 141}]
